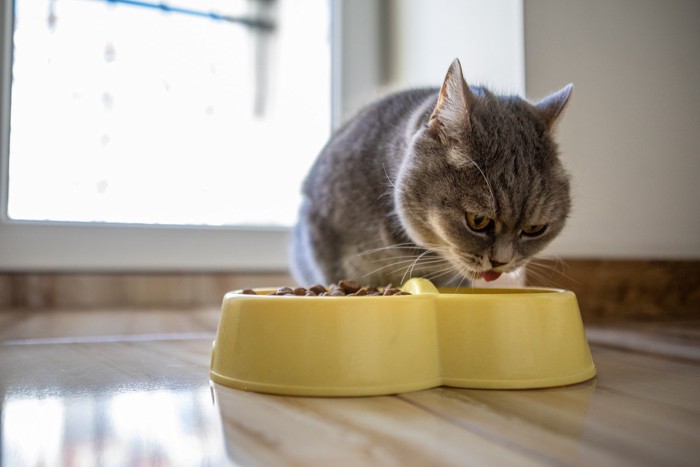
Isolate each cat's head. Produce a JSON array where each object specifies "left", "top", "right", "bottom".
[{"left": 394, "top": 58, "right": 572, "bottom": 282}]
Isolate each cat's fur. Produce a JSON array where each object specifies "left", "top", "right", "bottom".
[{"left": 291, "top": 59, "right": 572, "bottom": 287}]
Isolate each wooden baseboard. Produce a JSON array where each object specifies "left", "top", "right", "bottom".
[
  {"left": 525, "top": 259, "right": 700, "bottom": 321},
  {"left": 0, "top": 272, "right": 294, "bottom": 309},
  {"left": 1, "top": 260, "right": 698, "bottom": 321}
]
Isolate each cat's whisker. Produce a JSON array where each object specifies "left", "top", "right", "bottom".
[
  {"left": 357, "top": 243, "right": 423, "bottom": 256},
  {"left": 527, "top": 258, "right": 567, "bottom": 274},
  {"left": 527, "top": 256, "right": 572, "bottom": 278},
  {"left": 524, "top": 258, "right": 579, "bottom": 288},
  {"left": 409, "top": 257, "right": 452, "bottom": 269},
  {"left": 360, "top": 252, "right": 450, "bottom": 280},
  {"left": 543, "top": 182, "right": 570, "bottom": 198},
  {"left": 522, "top": 267, "right": 563, "bottom": 289},
  {"left": 363, "top": 255, "right": 436, "bottom": 265},
  {"left": 375, "top": 260, "right": 448, "bottom": 283},
  {"left": 537, "top": 199, "right": 568, "bottom": 213},
  {"left": 437, "top": 265, "right": 471, "bottom": 293},
  {"left": 374, "top": 249, "right": 454, "bottom": 284},
  {"left": 403, "top": 249, "right": 436, "bottom": 284},
  {"left": 382, "top": 163, "right": 396, "bottom": 189},
  {"left": 412, "top": 257, "right": 454, "bottom": 280},
  {"left": 356, "top": 242, "right": 455, "bottom": 281},
  {"left": 361, "top": 259, "right": 418, "bottom": 278},
  {"left": 400, "top": 250, "right": 448, "bottom": 269},
  {"left": 459, "top": 265, "right": 473, "bottom": 287},
  {"left": 390, "top": 257, "right": 451, "bottom": 281},
  {"left": 424, "top": 265, "right": 459, "bottom": 283},
  {"left": 366, "top": 249, "right": 448, "bottom": 264}
]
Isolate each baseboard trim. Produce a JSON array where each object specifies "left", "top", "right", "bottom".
[
  {"left": 0, "top": 272, "right": 294, "bottom": 309},
  {"left": 525, "top": 259, "right": 700, "bottom": 321}
]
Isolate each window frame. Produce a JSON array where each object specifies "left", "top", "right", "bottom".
[{"left": 0, "top": 0, "right": 382, "bottom": 272}]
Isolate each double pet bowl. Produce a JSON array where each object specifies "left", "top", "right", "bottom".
[{"left": 210, "top": 278, "right": 595, "bottom": 396}]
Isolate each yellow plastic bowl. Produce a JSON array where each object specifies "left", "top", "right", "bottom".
[{"left": 210, "top": 278, "right": 595, "bottom": 396}]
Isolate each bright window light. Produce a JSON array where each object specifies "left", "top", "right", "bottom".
[{"left": 7, "top": 0, "right": 330, "bottom": 227}]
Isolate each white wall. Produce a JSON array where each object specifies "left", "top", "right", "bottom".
[
  {"left": 386, "top": 0, "right": 524, "bottom": 96},
  {"left": 525, "top": 0, "right": 700, "bottom": 259},
  {"left": 336, "top": 0, "right": 524, "bottom": 123}
]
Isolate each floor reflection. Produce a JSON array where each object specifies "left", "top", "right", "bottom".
[
  {"left": 4, "top": 397, "right": 65, "bottom": 466},
  {"left": 2, "top": 386, "right": 231, "bottom": 466}
]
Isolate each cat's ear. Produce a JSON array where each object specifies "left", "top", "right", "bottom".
[
  {"left": 536, "top": 84, "right": 573, "bottom": 129},
  {"left": 429, "top": 58, "right": 474, "bottom": 135}
]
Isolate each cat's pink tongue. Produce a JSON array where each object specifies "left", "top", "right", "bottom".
[{"left": 481, "top": 271, "right": 502, "bottom": 282}]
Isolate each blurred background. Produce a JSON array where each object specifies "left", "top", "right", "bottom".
[{"left": 1, "top": 0, "right": 698, "bottom": 316}]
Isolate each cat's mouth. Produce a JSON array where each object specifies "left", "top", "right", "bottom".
[
  {"left": 464, "top": 261, "right": 519, "bottom": 282},
  {"left": 461, "top": 267, "right": 505, "bottom": 283},
  {"left": 481, "top": 270, "right": 502, "bottom": 282},
  {"left": 475, "top": 260, "right": 528, "bottom": 282}
]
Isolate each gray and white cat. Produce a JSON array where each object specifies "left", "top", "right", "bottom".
[{"left": 291, "top": 59, "right": 572, "bottom": 287}]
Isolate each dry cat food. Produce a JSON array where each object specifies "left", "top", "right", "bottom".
[{"left": 240, "top": 280, "right": 411, "bottom": 297}]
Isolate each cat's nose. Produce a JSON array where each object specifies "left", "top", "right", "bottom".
[{"left": 489, "top": 259, "right": 508, "bottom": 269}]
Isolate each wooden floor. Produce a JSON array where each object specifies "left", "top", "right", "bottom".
[{"left": 1, "top": 307, "right": 698, "bottom": 466}]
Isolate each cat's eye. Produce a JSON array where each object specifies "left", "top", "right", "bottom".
[
  {"left": 466, "top": 212, "right": 493, "bottom": 232},
  {"left": 521, "top": 224, "right": 548, "bottom": 237}
]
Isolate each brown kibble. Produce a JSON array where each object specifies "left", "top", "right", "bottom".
[
  {"left": 243, "top": 281, "right": 410, "bottom": 298},
  {"left": 383, "top": 287, "right": 401, "bottom": 296},
  {"left": 309, "top": 284, "right": 327, "bottom": 295},
  {"left": 338, "top": 280, "right": 361, "bottom": 294}
]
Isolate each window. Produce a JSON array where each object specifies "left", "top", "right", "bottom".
[
  {"left": 8, "top": 0, "right": 329, "bottom": 226},
  {"left": 0, "top": 0, "right": 377, "bottom": 271}
]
